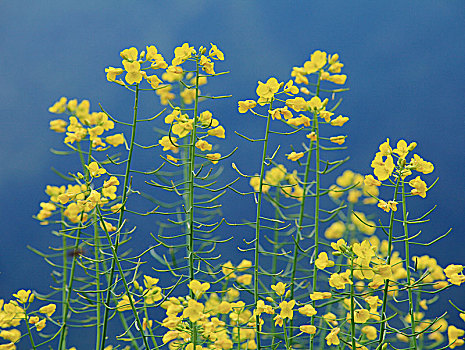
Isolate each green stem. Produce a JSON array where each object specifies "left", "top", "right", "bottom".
[
  {"left": 402, "top": 179, "right": 418, "bottom": 350},
  {"left": 58, "top": 222, "right": 83, "bottom": 350},
  {"left": 93, "top": 212, "right": 101, "bottom": 350},
  {"left": 349, "top": 257, "right": 357, "bottom": 350},
  {"left": 309, "top": 109, "right": 321, "bottom": 350},
  {"left": 254, "top": 98, "right": 274, "bottom": 350},
  {"left": 25, "top": 308, "right": 37, "bottom": 350},
  {"left": 100, "top": 84, "right": 140, "bottom": 350},
  {"left": 377, "top": 176, "right": 401, "bottom": 349}
]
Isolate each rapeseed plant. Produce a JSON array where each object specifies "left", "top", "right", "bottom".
[{"left": 0, "top": 43, "right": 463, "bottom": 350}]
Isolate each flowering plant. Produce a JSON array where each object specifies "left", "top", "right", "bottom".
[{"left": 1, "top": 43, "right": 464, "bottom": 350}]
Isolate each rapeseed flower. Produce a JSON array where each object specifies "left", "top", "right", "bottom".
[
  {"left": 315, "top": 252, "right": 335, "bottom": 270},
  {"left": 238, "top": 100, "right": 256, "bottom": 114},
  {"left": 409, "top": 176, "right": 428, "bottom": 198},
  {"left": 256, "top": 77, "right": 280, "bottom": 100},
  {"left": 325, "top": 327, "right": 340, "bottom": 346}
]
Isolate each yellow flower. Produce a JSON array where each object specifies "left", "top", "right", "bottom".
[
  {"left": 222, "top": 261, "right": 237, "bottom": 279},
  {"left": 444, "top": 264, "right": 463, "bottom": 278},
  {"left": 206, "top": 153, "right": 221, "bottom": 164},
  {"left": 362, "top": 325, "right": 377, "bottom": 340},
  {"left": 48, "top": 96, "right": 68, "bottom": 114},
  {"left": 329, "top": 270, "right": 352, "bottom": 290},
  {"left": 12, "top": 290, "right": 32, "bottom": 304},
  {"left": 306, "top": 132, "right": 317, "bottom": 141},
  {"left": 182, "top": 299, "right": 204, "bottom": 322},
  {"left": 38, "top": 303, "right": 56, "bottom": 317},
  {"left": 299, "top": 325, "right": 316, "bottom": 334},
  {"left": 238, "top": 100, "right": 257, "bottom": 113},
  {"left": 310, "top": 291, "right": 332, "bottom": 300},
  {"left": 330, "top": 115, "right": 349, "bottom": 126},
  {"left": 143, "top": 275, "right": 159, "bottom": 289},
  {"left": 283, "top": 80, "right": 299, "bottom": 95},
  {"left": 285, "top": 97, "right": 308, "bottom": 112},
  {"left": 325, "top": 327, "right": 340, "bottom": 346},
  {"left": 195, "top": 140, "right": 212, "bottom": 151},
  {"left": 120, "top": 47, "right": 138, "bottom": 61},
  {"left": 86, "top": 162, "right": 107, "bottom": 178},
  {"left": 304, "top": 50, "right": 327, "bottom": 74},
  {"left": 50, "top": 119, "right": 68, "bottom": 132},
  {"left": 330, "top": 136, "right": 346, "bottom": 145},
  {"left": 315, "top": 252, "right": 335, "bottom": 270},
  {"left": 364, "top": 174, "right": 381, "bottom": 187},
  {"left": 236, "top": 274, "right": 252, "bottom": 285},
  {"left": 271, "top": 282, "right": 286, "bottom": 296},
  {"left": 393, "top": 139, "right": 415, "bottom": 159},
  {"left": 209, "top": 43, "right": 224, "bottom": 60},
  {"left": 122, "top": 60, "right": 143, "bottom": 85},
  {"left": 298, "top": 304, "right": 317, "bottom": 317},
  {"left": 207, "top": 126, "right": 225, "bottom": 138},
  {"left": 271, "top": 107, "right": 293, "bottom": 120},
  {"left": 354, "top": 309, "right": 370, "bottom": 323},
  {"left": 287, "top": 152, "right": 304, "bottom": 161},
  {"left": 410, "top": 154, "right": 434, "bottom": 174},
  {"left": 0, "top": 329, "right": 21, "bottom": 342},
  {"left": 256, "top": 77, "right": 280, "bottom": 99},
  {"left": 377, "top": 199, "right": 398, "bottom": 212},
  {"left": 105, "top": 67, "right": 124, "bottom": 82},
  {"left": 408, "top": 176, "right": 428, "bottom": 198},
  {"left": 448, "top": 325, "right": 465, "bottom": 349},
  {"left": 36, "top": 318, "right": 46, "bottom": 331},
  {"left": 199, "top": 55, "right": 215, "bottom": 74},
  {"left": 188, "top": 280, "right": 210, "bottom": 299},
  {"left": 172, "top": 43, "right": 194, "bottom": 65},
  {"left": 321, "top": 72, "right": 347, "bottom": 84},
  {"left": 159, "top": 136, "right": 179, "bottom": 153},
  {"left": 351, "top": 211, "right": 376, "bottom": 235},
  {"left": 237, "top": 259, "right": 253, "bottom": 271},
  {"left": 279, "top": 300, "right": 296, "bottom": 320},
  {"left": 324, "top": 221, "right": 346, "bottom": 239},
  {"left": 106, "top": 134, "right": 125, "bottom": 147},
  {"left": 146, "top": 74, "right": 163, "bottom": 89},
  {"left": 116, "top": 295, "right": 135, "bottom": 311},
  {"left": 308, "top": 96, "right": 324, "bottom": 111}
]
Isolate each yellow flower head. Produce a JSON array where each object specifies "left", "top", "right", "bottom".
[
  {"left": 408, "top": 176, "right": 428, "bottom": 198},
  {"left": 188, "top": 280, "right": 210, "bottom": 299},
  {"left": 287, "top": 151, "right": 304, "bottom": 162},
  {"left": 182, "top": 299, "right": 204, "bottom": 322},
  {"left": 298, "top": 304, "right": 317, "bottom": 317},
  {"left": 120, "top": 47, "right": 138, "bottom": 61},
  {"left": 38, "top": 303, "right": 56, "bottom": 317},
  {"left": 12, "top": 290, "right": 32, "bottom": 304},
  {"left": 299, "top": 325, "right": 316, "bottom": 334},
  {"left": 256, "top": 77, "right": 280, "bottom": 99},
  {"left": 448, "top": 325, "right": 465, "bottom": 349},
  {"left": 279, "top": 300, "right": 296, "bottom": 320},
  {"left": 315, "top": 252, "right": 335, "bottom": 270},
  {"left": 325, "top": 327, "right": 340, "bottom": 346},
  {"left": 172, "top": 43, "right": 194, "bottom": 65},
  {"left": 206, "top": 153, "right": 221, "bottom": 164},
  {"left": 106, "top": 133, "right": 125, "bottom": 147},
  {"left": 330, "top": 115, "right": 349, "bottom": 126},
  {"left": 207, "top": 126, "right": 225, "bottom": 139},
  {"left": 209, "top": 43, "right": 224, "bottom": 60},
  {"left": 271, "top": 282, "right": 287, "bottom": 296},
  {"left": 238, "top": 100, "right": 257, "bottom": 114},
  {"left": 195, "top": 140, "right": 213, "bottom": 151},
  {"left": 304, "top": 50, "right": 327, "bottom": 74},
  {"left": 410, "top": 154, "right": 434, "bottom": 174}
]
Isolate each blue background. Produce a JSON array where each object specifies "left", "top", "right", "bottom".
[{"left": 1, "top": 0, "right": 464, "bottom": 347}]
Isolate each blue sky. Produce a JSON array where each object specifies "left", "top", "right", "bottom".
[{"left": 0, "top": 0, "right": 464, "bottom": 345}]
